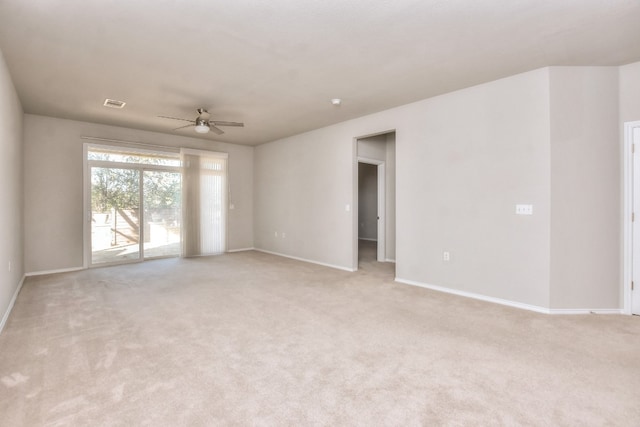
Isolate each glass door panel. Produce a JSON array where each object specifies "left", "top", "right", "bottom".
[
  {"left": 91, "top": 167, "right": 141, "bottom": 264},
  {"left": 143, "top": 170, "right": 181, "bottom": 258}
]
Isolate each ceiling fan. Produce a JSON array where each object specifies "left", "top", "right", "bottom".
[{"left": 158, "top": 108, "right": 244, "bottom": 135}]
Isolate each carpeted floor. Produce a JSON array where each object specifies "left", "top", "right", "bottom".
[{"left": 1, "top": 246, "right": 639, "bottom": 426}]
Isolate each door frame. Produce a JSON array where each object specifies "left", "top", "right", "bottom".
[
  {"left": 357, "top": 157, "right": 386, "bottom": 263},
  {"left": 622, "top": 120, "right": 640, "bottom": 314},
  {"left": 352, "top": 129, "right": 395, "bottom": 270}
]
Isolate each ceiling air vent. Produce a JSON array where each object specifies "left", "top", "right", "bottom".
[{"left": 103, "top": 98, "right": 126, "bottom": 109}]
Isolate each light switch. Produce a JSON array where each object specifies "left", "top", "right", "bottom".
[
  {"left": 345, "top": 204, "right": 351, "bottom": 212},
  {"left": 515, "top": 204, "right": 533, "bottom": 215}
]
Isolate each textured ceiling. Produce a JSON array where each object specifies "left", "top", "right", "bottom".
[{"left": 0, "top": 0, "right": 639, "bottom": 146}]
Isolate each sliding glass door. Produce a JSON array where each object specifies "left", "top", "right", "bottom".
[
  {"left": 86, "top": 144, "right": 227, "bottom": 267},
  {"left": 90, "top": 166, "right": 141, "bottom": 264},
  {"left": 87, "top": 146, "right": 182, "bottom": 266}
]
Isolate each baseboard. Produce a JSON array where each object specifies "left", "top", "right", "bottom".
[
  {"left": 226, "top": 247, "right": 255, "bottom": 253},
  {"left": 255, "top": 248, "right": 355, "bottom": 272},
  {"left": 358, "top": 238, "right": 377, "bottom": 242},
  {"left": 548, "top": 308, "right": 624, "bottom": 315},
  {"left": 395, "top": 277, "right": 550, "bottom": 314},
  {"left": 0, "top": 275, "right": 26, "bottom": 335},
  {"left": 25, "top": 266, "right": 84, "bottom": 277},
  {"left": 385, "top": 258, "right": 396, "bottom": 263},
  {"left": 394, "top": 277, "right": 626, "bottom": 315}
]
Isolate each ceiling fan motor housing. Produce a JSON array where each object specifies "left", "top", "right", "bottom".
[{"left": 194, "top": 117, "right": 210, "bottom": 133}]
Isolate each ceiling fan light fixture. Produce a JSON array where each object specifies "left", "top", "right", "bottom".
[{"left": 194, "top": 118, "right": 209, "bottom": 133}]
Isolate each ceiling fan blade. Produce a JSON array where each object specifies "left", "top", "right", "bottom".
[
  {"left": 211, "top": 120, "right": 244, "bottom": 127},
  {"left": 158, "top": 115, "right": 195, "bottom": 123},
  {"left": 209, "top": 125, "right": 225, "bottom": 135},
  {"left": 172, "top": 124, "right": 195, "bottom": 131}
]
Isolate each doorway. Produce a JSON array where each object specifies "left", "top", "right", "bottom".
[
  {"left": 624, "top": 121, "right": 640, "bottom": 315},
  {"left": 354, "top": 131, "right": 396, "bottom": 271},
  {"left": 358, "top": 160, "right": 384, "bottom": 263}
]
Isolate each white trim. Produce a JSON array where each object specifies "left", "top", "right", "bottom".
[
  {"left": 86, "top": 142, "right": 181, "bottom": 159},
  {"left": 226, "top": 247, "right": 255, "bottom": 253},
  {"left": 355, "top": 129, "right": 397, "bottom": 140},
  {"left": 385, "top": 258, "right": 396, "bottom": 263},
  {"left": 357, "top": 156, "right": 384, "bottom": 165},
  {"left": 351, "top": 138, "right": 359, "bottom": 271},
  {"left": 138, "top": 166, "right": 144, "bottom": 262},
  {"left": 547, "top": 309, "right": 624, "bottom": 315},
  {"left": 81, "top": 136, "right": 181, "bottom": 153},
  {"left": 623, "top": 121, "right": 640, "bottom": 315},
  {"left": 83, "top": 143, "right": 90, "bottom": 268},
  {"left": 180, "top": 147, "right": 228, "bottom": 159},
  {"left": 88, "top": 159, "right": 179, "bottom": 172},
  {"left": 255, "top": 249, "right": 356, "bottom": 272},
  {"left": 358, "top": 237, "right": 377, "bottom": 242},
  {"left": 25, "top": 266, "right": 84, "bottom": 277},
  {"left": 395, "top": 277, "right": 550, "bottom": 314},
  {"left": 0, "top": 275, "right": 26, "bottom": 334},
  {"left": 394, "top": 277, "right": 625, "bottom": 315}
]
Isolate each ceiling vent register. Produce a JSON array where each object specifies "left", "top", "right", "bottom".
[{"left": 103, "top": 99, "right": 126, "bottom": 109}]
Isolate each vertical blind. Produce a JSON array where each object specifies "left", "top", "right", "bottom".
[{"left": 181, "top": 148, "right": 228, "bottom": 257}]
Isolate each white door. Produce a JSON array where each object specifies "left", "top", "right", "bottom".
[{"left": 632, "top": 126, "right": 640, "bottom": 314}]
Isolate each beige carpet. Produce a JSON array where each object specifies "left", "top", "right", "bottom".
[{"left": 1, "top": 247, "right": 639, "bottom": 426}]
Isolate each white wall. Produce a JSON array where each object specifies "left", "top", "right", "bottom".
[
  {"left": 0, "top": 48, "right": 24, "bottom": 328},
  {"left": 619, "top": 61, "right": 640, "bottom": 123},
  {"left": 255, "top": 66, "right": 626, "bottom": 310},
  {"left": 385, "top": 133, "right": 396, "bottom": 261},
  {"left": 549, "top": 67, "right": 620, "bottom": 309},
  {"left": 396, "top": 69, "right": 552, "bottom": 307},
  {"left": 255, "top": 68, "right": 553, "bottom": 307},
  {"left": 619, "top": 61, "right": 640, "bottom": 309},
  {"left": 23, "top": 115, "right": 254, "bottom": 273},
  {"left": 358, "top": 135, "right": 387, "bottom": 159},
  {"left": 253, "top": 126, "right": 353, "bottom": 268}
]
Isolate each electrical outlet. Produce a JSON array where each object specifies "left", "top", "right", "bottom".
[
  {"left": 274, "top": 231, "right": 278, "bottom": 237},
  {"left": 515, "top": 204, "right": 533, "bottom": 215},
  {"left": 282, "top": 232, "right": 286, "bottom": 238},
  {"left": 443, "top": 251, "right": 450, "bottom": 262}
]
